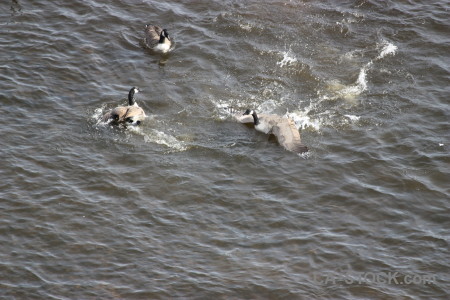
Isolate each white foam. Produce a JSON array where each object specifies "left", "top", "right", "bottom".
[
  {"left": 126, "top": 125, "right": 143, "bottom": 133},
  {"left": 91, "top": 105, "right": 110, "bottom": 126},
  {"left": 239, "top": 23, "right": 252, "bottom": 31},
  {"left": 286, "top": 111, "right": 320, "bottom": 131},
  {"left": 298, "top": 151, "right": 310, "bottom": 159},
  {"left": 212, "top": 97, "right": 264, "bottom": 121},
  {"left": 344, "top": 114, "right": 361, "bottom": 121},
  {"left": 277, "top": 51, "right": 297, "bottom": 67},
  {"left": 356, "top": 64, "right": 369, "bottom": 91},
  {"left": 377, "top": 41, "right": 398, "bottom": 60},
  {"left": 92, "top": 107, "right": 104, "bottom": 120}
]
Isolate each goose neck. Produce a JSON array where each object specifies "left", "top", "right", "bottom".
[
  {"left": 128, "top": 92, "right": 135, "bottom": 106},
  {"left": 252, "top": 112, "right": 260, "bottom": 125}
]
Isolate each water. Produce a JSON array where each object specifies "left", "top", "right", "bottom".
[{"left": 1, "top": 0, "right": 449, "bottom": 299}]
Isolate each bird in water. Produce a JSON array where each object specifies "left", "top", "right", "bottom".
[
  {"left": 237, "top": 109, "right": 308, "bottom": 153},
  {"left": 144, "top": 25, "right": 172, "bottom": 53},
  {"left": 102, "top": 87, "right": 146, "bottom": 126}
]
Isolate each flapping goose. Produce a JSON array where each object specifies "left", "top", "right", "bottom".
[
  {"left": 102, "top": 87, "right": 146, "bottom": 126},
  {"left": 238, "top": 109, "right": 308, "bottom": 153},
  {"left": 144, "top": 25, "right": 172, "bottom": 53}
]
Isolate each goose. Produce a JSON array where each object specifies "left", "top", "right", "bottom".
[
  {"left": 102, "top": 87, "right": 146, "bottom": 126},
  {"left": 239, "top": 109, "right": 308, "bottom": 153},
  {"left": 144, "top": 25, "right": 172, "bottom": 53}
]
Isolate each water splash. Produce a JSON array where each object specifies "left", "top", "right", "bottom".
[
  {"left": 377, "top": 41, "right": 398, "bottom": 60},
  {"left": 91, "top": 105, "right": 187, "bottom": 152},
  {"left": 213, "top": 100, "right": 254, "bottom": 120},
  {"left": 326, "top": 40, "right": 398, "bottom": 101},
  {"left": 91, "top": 106, "right": 108, "bottom": 125},
  {"left": 286, "top": 111, "right": 321, "bottom": 131},
  {"left": 209, "top": 40, "right": 397, "bottom": 132},
  {"left": 91, "top": 107, "right": 104, "bottom": 120},
  {"left": 344, "top": 114, "right": 361, "bottom": 121},
  {"left": 337, "top": 63, "right": 371, "bottom": 100},
  {"left": 214, "top": 97, "right": 320, "bottom": 131},
  {"left": 277, "top": 51, "right": 297, "bottom": 67}
]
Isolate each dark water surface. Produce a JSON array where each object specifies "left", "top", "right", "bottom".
[{"left": 1, "top": 0, "right": 449, "bottom": 299}]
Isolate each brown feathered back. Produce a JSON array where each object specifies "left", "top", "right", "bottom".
[
  {"left": 144, "top": 25, "right": 163, "bottom": 48},
  {"left": 103, "top": 105, "right": 145, "bottom": 123}
]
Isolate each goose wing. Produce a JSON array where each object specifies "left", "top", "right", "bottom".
[
  {"left": 123, "top": 106, "right": 146, "bottom": 120},
  {"left": 144, "top": 25, "right": 163, "bottom": 48},
  {"left": 272, "top": 118, "right": 308, "bottom": 153},
  {"left": 103, "top": 106, "right": 128, "bottom": 122}
]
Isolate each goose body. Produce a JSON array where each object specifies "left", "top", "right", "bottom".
[
  {"left": 238, "top": 109, "right": 308, "bottom": 153},
  {"left": 102, "top": 87, "right": 146, "bottom": 126},
  {"left": 144, "top": 25, "right": 172, "bottom": 53}
]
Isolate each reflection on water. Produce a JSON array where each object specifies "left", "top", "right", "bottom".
[
  {"left": 6, "top": 0, "right": 22, "bottom": 24},
  {"left": 11, "top": 0, "right": 21, "bottom": 13}
]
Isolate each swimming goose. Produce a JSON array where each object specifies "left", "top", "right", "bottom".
[
  {"left": 102, "top": 87, "right": 146, "bottom": 126},
  {"left": 144, "top": 25, "right": 172, "bottom": 53},
  {"left": 239, "top": 109, "right": 308, "bottom": 153}
]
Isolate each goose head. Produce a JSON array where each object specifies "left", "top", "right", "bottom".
[
  {"left": 128, "top": 87, "right": 140, "bottom": 106},
  {"left": 159, "top": 29, "right": 171, "bottom": 43},
  {"left": 243, "top": 109, "right": 260, "bottom": 125}
]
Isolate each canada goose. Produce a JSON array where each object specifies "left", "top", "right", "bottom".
[
  {"left": 102, "top": 87, "right": 146, "bottom": 126},
  {"left": 240, "top": 109, "right": 308, "bottom": 153},
  {"left": 144, "top": 25, "right": 172, "bottom": 53}
]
